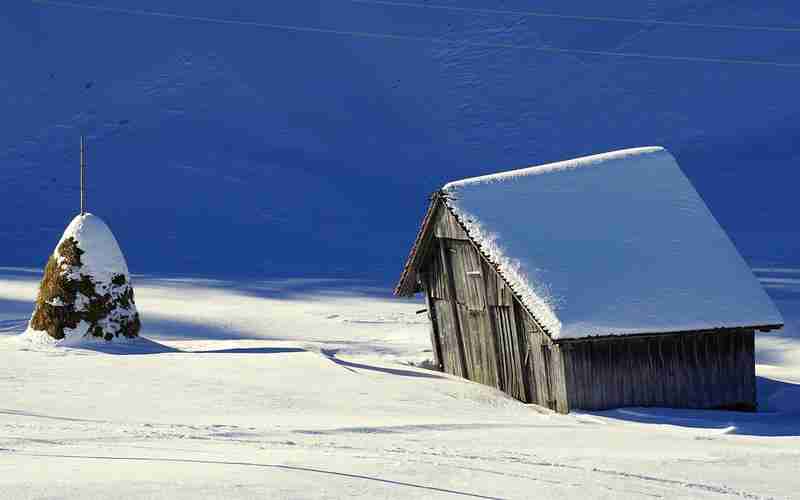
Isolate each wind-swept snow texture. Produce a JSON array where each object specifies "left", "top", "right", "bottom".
[
  {"left": 1, "top": 268, "right": 799, "bottom": 499},
  {"left": 2, "top": 1, "right": 800, "bottom": 279},
  {"left": 444, "top": 147, "right": 783, "bottom": 339}
]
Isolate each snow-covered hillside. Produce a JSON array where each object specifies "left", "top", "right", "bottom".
[
  {"left": 3, "top": 2, "right": 800, "bottom": 498},
  {"left": 2, "top": 1, "right": 799, "bottom": 278},
  {"left": 1, "top": 267, "right": 799, "bottom": 498}
]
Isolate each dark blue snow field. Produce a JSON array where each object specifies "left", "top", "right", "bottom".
[{"left": 2, "top": 1, "right": 799, "bottom": 284}]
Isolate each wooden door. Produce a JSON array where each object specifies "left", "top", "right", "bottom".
[
  {"left": 491, "top": 303, "right": 530, "bottom": 401},
  {"left": 425, "top": 243, "right": 467, "bottom": 377},
  {"left": 522, "top": 315, "right": 557, "bottom": 410},
  {"left": 442, "top": 239, "right": 500, "bottom": 389},
  {"left": 540, "top": 344, "right": 555, "bottom": 410}
]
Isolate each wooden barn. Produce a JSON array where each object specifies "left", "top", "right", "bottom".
[{"left": 395, "top": 147, "right": 783, "bottom": 413}]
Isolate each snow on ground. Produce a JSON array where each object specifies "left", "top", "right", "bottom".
[{"left": 1, "top": 267, "right": 799, "bottom": 499}]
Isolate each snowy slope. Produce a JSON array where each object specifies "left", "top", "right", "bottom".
[
  {"left": 2, "top": 3, "right": 800, "bottom": 496},
  {"left": 1, "top": 267, "right": 799, "bottom": 499},
  {"left": 444, "top": 147, "right": 782, "bottom": 339},
  {"left": 1, "top": 1, "right": 799, "bottom": 280}
]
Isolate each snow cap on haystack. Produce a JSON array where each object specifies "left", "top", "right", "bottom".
[{"left": 24, "top": 213, "right": 140, "bottom": 344}]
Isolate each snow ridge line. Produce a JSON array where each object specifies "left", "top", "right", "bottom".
[
  {"left": 352, "top": 0, "right": 800, "bottom": 33},
  {"left": 442, "top": 147, "right": 664, "bottom": 189}
]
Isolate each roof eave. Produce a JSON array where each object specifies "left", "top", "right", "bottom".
[
  {"left": 553, "top": 323, "right": 785, "bottom": 344},
  {"left": 393, "top": 192, "right": 444, "bottom": 297}
]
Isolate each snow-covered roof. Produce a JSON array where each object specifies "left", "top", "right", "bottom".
[{"left": 440, "top": 147, "right": 783, "bottom": 340}]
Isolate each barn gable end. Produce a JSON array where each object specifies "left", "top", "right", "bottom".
[{"left": 416, "top": 203, "right": 569, "bottom": 411}]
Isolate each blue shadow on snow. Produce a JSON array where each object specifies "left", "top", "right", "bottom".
[{"left": 591, "top": 376, "right": 800, "bottom": 437}]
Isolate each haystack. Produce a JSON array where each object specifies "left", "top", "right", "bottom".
[{"left": 24, "top": 213, "right": 140, "bottom": 343}]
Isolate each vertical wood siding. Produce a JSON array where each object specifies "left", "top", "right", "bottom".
[
  {"left": 432, "top": 296, "right": 466, "bottom": 377},
  {"left": 418, "top": 206, "right": 755, "bottom": 414},
  {"left": 433, "top": 207, "right": 470, "bottom": 240},
  {"left": 519, "top": 309, "right": 569, "bottom": 412},
  {"left": 420, "top": 275, "right": 443, "bottom": 371},
  {"left": 562, "top": 330, "right": 756, "bottom": 411},
  {"left": 426, "top": 208, "right": 568, "bottom": 411},
  {"left": 426, "top": 246, "right": 450, "bottom": 300},
  {"left": 445, "top": 239, "right": 500, "bottom": 389},
  {"left": 491, "top": 301, "right": 529, "bottom": 401}
]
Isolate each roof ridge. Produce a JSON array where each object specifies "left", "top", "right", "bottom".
[{"left": 443, "top": 146, "right": 665, "bottom": 191}]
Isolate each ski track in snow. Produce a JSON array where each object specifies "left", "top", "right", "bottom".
[
  {"left": 0, "top": 424, "right": 780, "bottom": 499},
  {"left": 0, "top": 411, "right": 781, "bottom": 500}
]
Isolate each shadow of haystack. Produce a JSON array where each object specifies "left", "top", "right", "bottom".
[{"left": 63, "top": 337, "right": 177, "bottom": 355}]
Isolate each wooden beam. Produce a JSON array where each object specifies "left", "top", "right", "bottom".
[
  {"left": 554, "top": 325, "right": 783, "bottom": 345},
  {"left": 420, "top": 273, "right": 444, "bottom": 371}
]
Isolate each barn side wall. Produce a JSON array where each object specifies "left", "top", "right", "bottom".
[{"left": 561, "top": 330, "right": 756, "bottom": 411}]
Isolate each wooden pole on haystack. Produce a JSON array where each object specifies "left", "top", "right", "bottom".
[{"left": 80, "top": 135, "right": 86, "bottom": 215}]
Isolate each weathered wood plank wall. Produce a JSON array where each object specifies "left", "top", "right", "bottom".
[
  {"left": 423, "top": 229, "right": 467, "bottom": 377},
  {"left": 488, "top": 276, "right": 530, "bottom": 401},
  {"left": 433, "top": 206, "right": 469, "bottom": 240},
  {"left": 423, "top": 206, "right": 569, "bottom": 411},
  {"left": 447, "top": 239, "right": 500, "bottom": 388},
  {"left": 561, "top": 330, "right": 756, "bottom": 411},
  {"left": 418, "top": 205, "right": 755, "bottom": 414},
  {"left": 420, "top": 276, "right": 443, "bottom": 371},
  {"left": 519, "top": 310, "right": 569, "bottom": 412}
]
